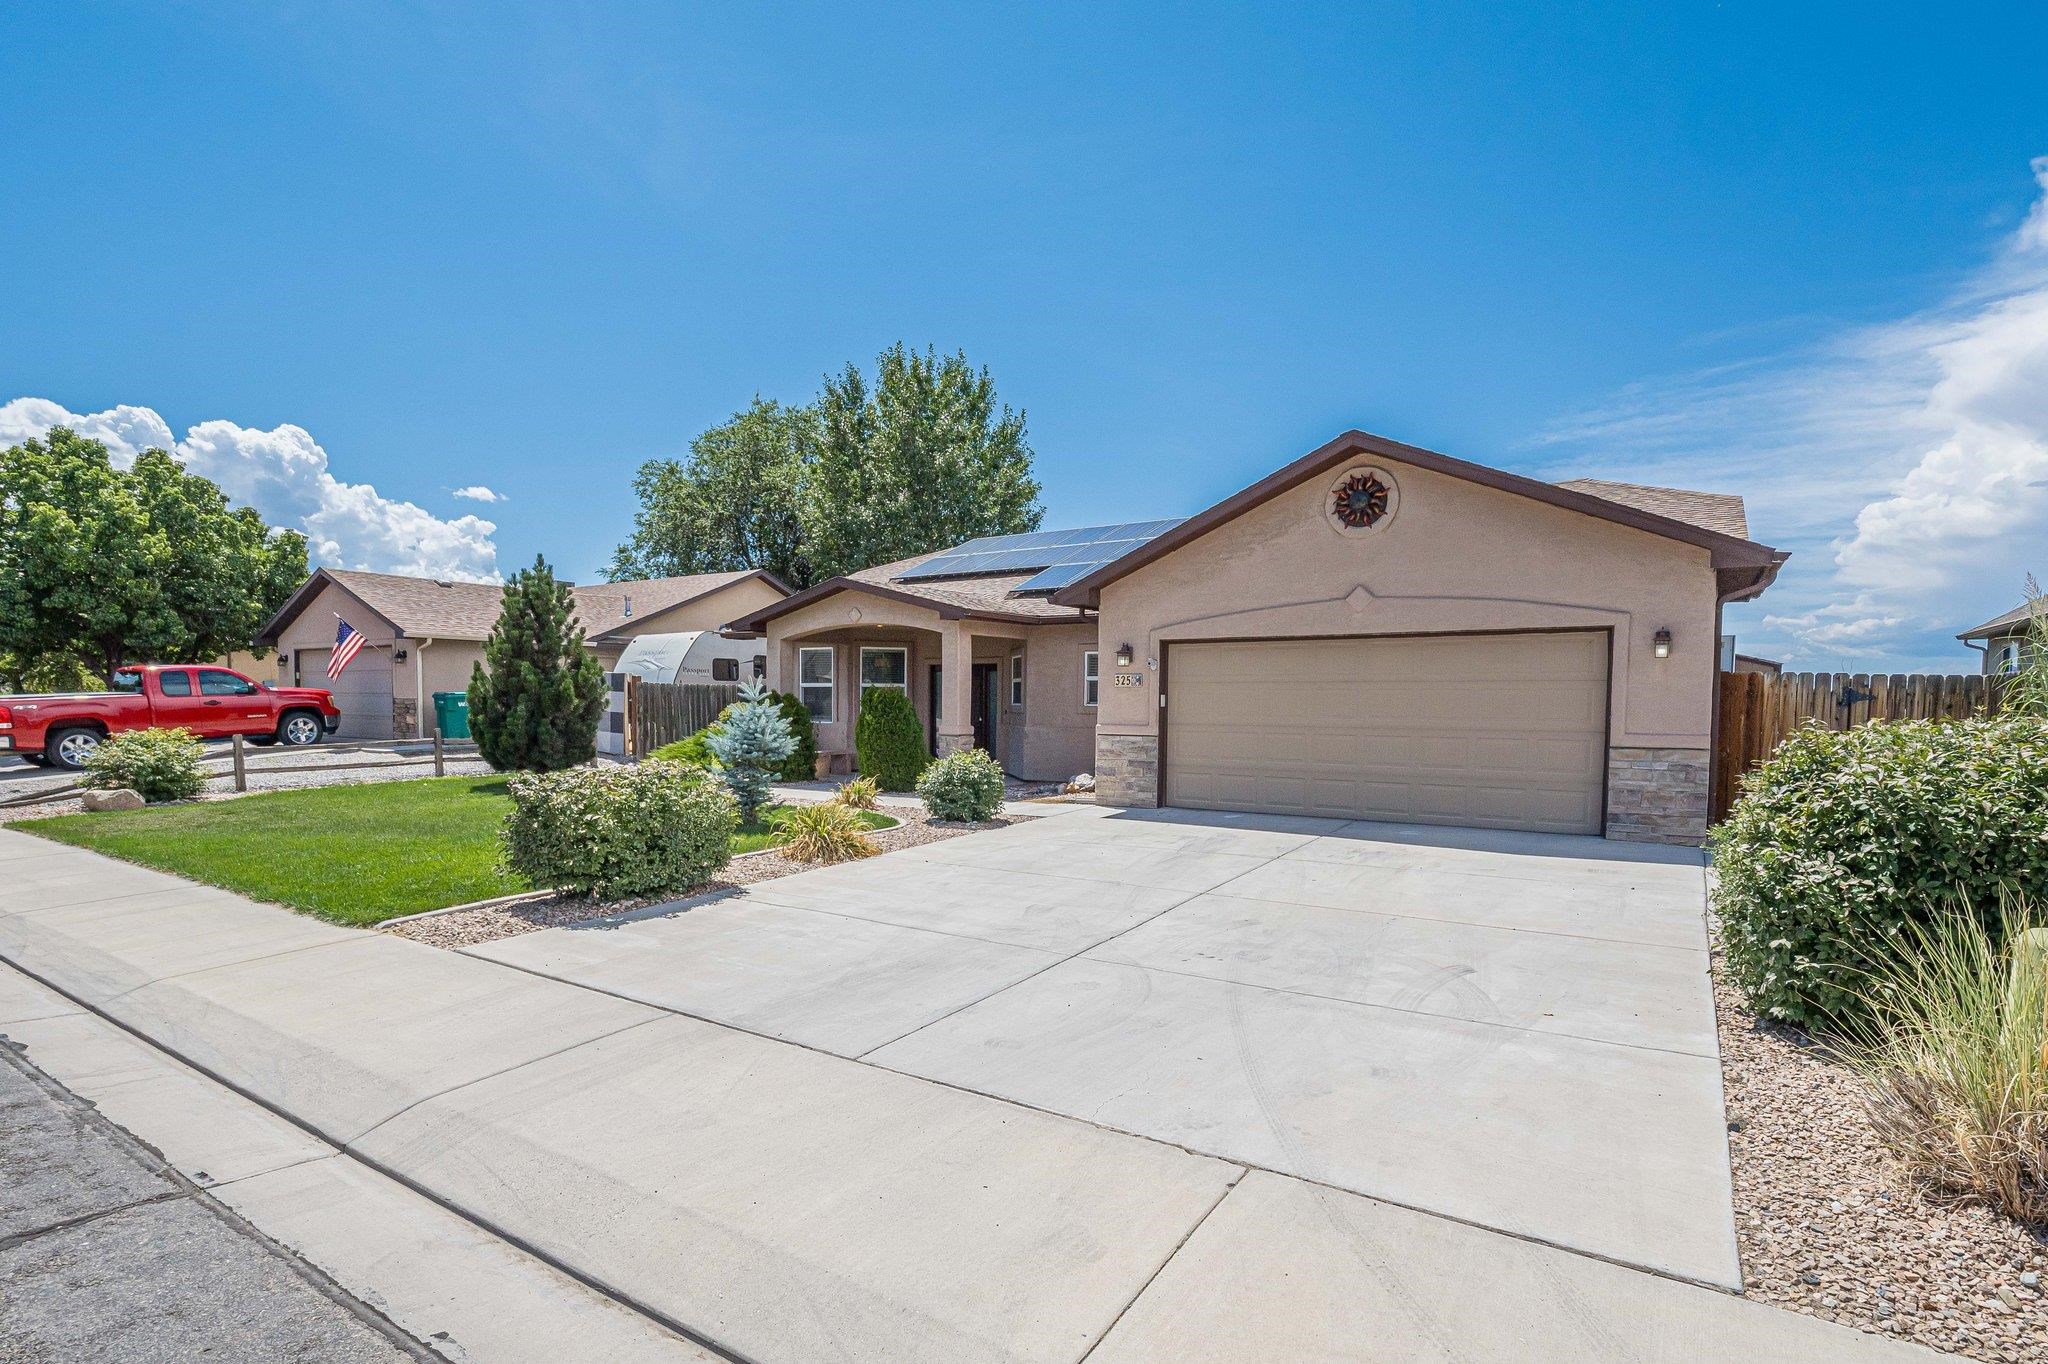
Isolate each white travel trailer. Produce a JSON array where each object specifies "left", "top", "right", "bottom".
[
  {"left": 598, "top": 632, "right": 767, "bottom": 756},
  {"left": 613, "top": 631, "right": 766, "bottom": 686}
]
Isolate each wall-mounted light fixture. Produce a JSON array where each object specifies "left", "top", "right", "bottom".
[
  {"left": 394, "top": 648, "right": 408, "bottom": 663},
  {"left": 1652, "top": 629, "right": 1672, "bottom": 660},
  {"left": 1115, "top": 643, "right": 1134, "bottom": 667}
]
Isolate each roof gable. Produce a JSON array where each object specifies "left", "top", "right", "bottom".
[
  {"left": 1048, "top": 429, "right": 1784, "bottom": 608},
  {"left": 1958, "top": 601, "right": 2041, "bottom": 640}
]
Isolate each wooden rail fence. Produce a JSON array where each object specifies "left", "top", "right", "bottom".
[
  {"left": 1712, "top": 670, "right": 2008, "bottom": 822},
  {"left": 623, "top": 678, "right": 740, "bottom": 757}
]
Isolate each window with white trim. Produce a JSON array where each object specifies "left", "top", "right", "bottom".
[
  {"left": 1010, "top": 652, "right": 1024, "bottom": 708},
  {"left": 798, "top": 647, "right": 835, "bottom": 722},
  {"left": 859, "top": 646, "right": 908, "bottom": 693},
  {"left": 1082, "top": 650, "right": 1099, "bottom": 708}
]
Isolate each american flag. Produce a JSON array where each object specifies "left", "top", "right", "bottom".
[{"left": 328, "top": 617, "right": 367, "bottom": 679}]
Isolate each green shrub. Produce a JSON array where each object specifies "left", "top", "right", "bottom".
[
  {"left": 834, "top": 775, "right": 881, "bottom": 811},
  {"left": 82, "top": 728, "right": 206, "bottom": 803},
  {"left": 1712, "top": 716, "right": 2048, "bottom": 1029},
  {"left": 768, "top": 691, "right": 817, "bottom": 781},
  {"left": 1844, "top": 897, "right": 2048, "bottom": 1224},
  {"left": 774, "top": 801, "right": 879, "bottom": 863},
  {"left": 916, "top": 747, "right": 1006, "bottom": 822},
  {"left": 649, "top": 730, "right": 719, "bottom": 770},
  {"left": 501, "top": 763, "right": 737, "bottom": 899},
  {"left": 854, "top": 688, "right": 928, "bottom": 791}
]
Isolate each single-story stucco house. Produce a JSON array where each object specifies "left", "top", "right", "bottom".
[
  {"left": 257, "top": 567, "right": 788, "bottom": 739},
  {"left": 727, "top": 430, "right": 1785, "bottom": 845},
  {"left": 1958, "top": 601, "right": 2042, "bottom": 674}
]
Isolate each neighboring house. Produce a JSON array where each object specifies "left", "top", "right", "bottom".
[
  {"left": 727, "top": 429, "right": 1785, "bottom": 845},
  {"left": 1958, "top": 601, "right": 2043, "bottom": 675},
  {"left": 1732, "top": 654, "right": 1782, "bottom": 677},
  {"left": 256, "top": 568, "right": 788, "bottom": 739}
]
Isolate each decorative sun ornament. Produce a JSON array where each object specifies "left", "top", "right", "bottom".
[{"left": 1331, "top": 471, "right": 1392, "bottom": 529}]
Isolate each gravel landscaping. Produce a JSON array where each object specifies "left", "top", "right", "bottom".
[
  {"left": 1713, "top": 919, "right": 2048, "bottom": 1362},
  {"left": 387, "top": 806, "right": 1018, "bottom": 950}
]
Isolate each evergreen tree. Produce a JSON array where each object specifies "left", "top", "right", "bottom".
[
  {"left": 468, "top": 556, "right": 607, "bottom": 772},
  {"left": 704, "top": 679, "right": 795, "bottom": 823}
]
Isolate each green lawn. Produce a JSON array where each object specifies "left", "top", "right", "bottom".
[{"left": 10, "top": 777, "right": 894, "bottom": 927}]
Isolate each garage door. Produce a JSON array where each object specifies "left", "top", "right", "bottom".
[
  {"left": 294, "top": 647, "right": 394, "bottom": 740},
  {"left": 1163, "top": 632, "right": 1608, "bottom": 834}
]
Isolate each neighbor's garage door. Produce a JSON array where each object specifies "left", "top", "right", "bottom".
[
  {"left": 1164, "top": 631, "right": 1608, "bottom": 835},
  {"left": 294, "top": 647, "right": 394, "bottom": 740}
]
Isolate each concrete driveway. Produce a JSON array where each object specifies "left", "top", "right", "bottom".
[{"left": 471, "top": 804, "right": 1738, "bottom": 1289}]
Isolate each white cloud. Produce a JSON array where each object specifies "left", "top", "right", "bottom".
[
  {"left": 0, "top": 398, "right": 501, "bottom": 583},
  {"left": 450, "top": 484, "right": 506, "bottom": 503},
  {"left": 1536, "top": 157, "right": 2048, "bottom": 672}
]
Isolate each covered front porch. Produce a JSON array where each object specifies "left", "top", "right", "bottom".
[{"left": 763, "top": 593, "right": 1030, "bottom": 773}]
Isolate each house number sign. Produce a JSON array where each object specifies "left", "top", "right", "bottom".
[{"left": 1112, "top": 672, "right": 1145, "bottom": 687}]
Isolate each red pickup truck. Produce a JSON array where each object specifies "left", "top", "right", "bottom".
[{"left": 0, "top": 665, "right": 342, "bottom": 770}]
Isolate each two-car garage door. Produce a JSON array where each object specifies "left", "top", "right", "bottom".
[{"left": 1163, "top": 631, "right": 1608, "bottom": 835}]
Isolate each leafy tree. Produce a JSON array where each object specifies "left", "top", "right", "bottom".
[
  {"left": 801, "top": 345, "right": 1042, "bottom": 580},
  {"left": 609, "top": 398, "right": 814, "bottom": 586},
  {"left": 704, "top": 679, "right": 795, "bottom": 823},
  {"left": 607, "top": 347, "right": 1043, "bottom": 587},
  {"left": 468, "top": 556, "right": 607, "bottom": 772},
  {"left": 0, "top": 428, "right": 307, "bottom": 682},
  {"left": 854, "top": 687, "right": 929, "bottom": 791}
]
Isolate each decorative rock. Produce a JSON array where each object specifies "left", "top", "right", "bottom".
[{"left": 80, "top": 788, "right": 145, "bottom": 812}]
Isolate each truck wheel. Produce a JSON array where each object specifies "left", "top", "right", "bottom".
[
  {"left": 48, "top": 727, "right": 104, "bottom": 770},
  {"left": 277, "top": 712, "right": 324, "bottom": 747}
]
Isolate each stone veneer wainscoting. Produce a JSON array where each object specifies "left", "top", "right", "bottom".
[
  {"left": 1604, "top": 747, "right": 1710, "bottom": 846},
  {"left": 1093, "top": 734, "right": 1160, "bottom": 808}
]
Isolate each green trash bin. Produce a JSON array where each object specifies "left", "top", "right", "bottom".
[{"left": 432, "top": 691, "right": 471, "bottom": 740}]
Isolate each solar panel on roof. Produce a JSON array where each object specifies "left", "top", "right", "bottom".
[{"left": 896, "top": 518, "right": 1188, "bottom": 584}]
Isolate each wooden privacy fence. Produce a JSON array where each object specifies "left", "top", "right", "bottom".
[
  {"left": 1712, "top": 670, "right": 2009, "bottom": 822},
  {"left": 623, "top": 677, "right": 740, "bottom": 757}
]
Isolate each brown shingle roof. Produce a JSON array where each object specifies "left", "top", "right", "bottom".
[
  {"left": 263, "top": 568, "right": 781, "bottom": 644},
  {"left": 851, "top": 556, "right": 1086, "bottom": 620},
  {"left": 324, "top": 570, "right": 508, "bottom": 640},
  {"left": 1958, "top": 602, "right": 2040, "bottom": 640},
  {"left": 577, "top": 571, "right": 779, "bottom": 638},
  {"left": 1552, "top": 478, "right": 1750, "bottom": 540}
]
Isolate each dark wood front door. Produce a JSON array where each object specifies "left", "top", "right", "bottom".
[
  {"left": 928, "top": 662, "right": 1002, "bottom": 756},
  {"left": 971, "top": 662, "right": 998, "bottom": 754}
]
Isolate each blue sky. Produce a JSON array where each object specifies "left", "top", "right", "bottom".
[{"left": 3, "top": 2, "right": 2044, "bottom": 669}]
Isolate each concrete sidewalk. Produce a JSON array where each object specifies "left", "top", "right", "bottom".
[{"left": 0, "top": 825, "right": 1946, "bottom": 1362}]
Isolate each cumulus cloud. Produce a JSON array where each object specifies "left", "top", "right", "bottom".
[
  {"left": 1537, "top": 158, "right": 2048, "bottom": 671},
  {"left": 450, "top": 484, "right": 506, "bottom": 503},
  {"left": 0, "top": 398, "right": 501, "bottom": 583}
]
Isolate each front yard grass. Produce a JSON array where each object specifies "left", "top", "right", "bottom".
[{"left": 10, "top": 776, "right": 893, "bottom": 927}]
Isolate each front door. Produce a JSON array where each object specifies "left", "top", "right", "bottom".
[
  {"left": 928, "top": 663, "right": 1002, "bottom": 756},
  {"left": 970, "top": 662, "right": 998, "bottom": 755}
]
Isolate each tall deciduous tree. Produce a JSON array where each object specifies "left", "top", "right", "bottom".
[
  {"left": 609, "top": 397, "right": 814, "bottom": 587},
  {"left": 467, "top": 556, "right": 607, "bottom": 772},
  {"left": 0, "top": 428, "right": 308, "bottom": 685},
  {"left": 802, "top": 344, "right": 1042, "bottom": 580},
  {"left": 607, "top": 347, "right": 1043, "bottom": 587}
]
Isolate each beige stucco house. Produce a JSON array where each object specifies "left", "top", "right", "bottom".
[
  {"left": 1958, "top": 601, "right": 2042, "bottom": 675},
  {"left": 257, "top": 567, "right": 788, "bottom": 739},
  {"left": 728, "top": 430, "right": 1784, "bottom": 845}
]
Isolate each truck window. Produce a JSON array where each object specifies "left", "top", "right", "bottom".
[
  {"left": 158, "top": 671, "right": 193, "bottom": 697},
  {"left": 111, "top": 670, "right": 144, "bottom": 694},
  {"left": 199, "top": 669, "right": 256, "bottom": 696}
]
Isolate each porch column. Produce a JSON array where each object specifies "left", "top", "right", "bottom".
[{"left": 936, "top": 621, "right": 975, "bottom": 756}]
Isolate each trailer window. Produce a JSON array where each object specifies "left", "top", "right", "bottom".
[{"left": 711, "top": 657, "right": 739, "bottom": 682}]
